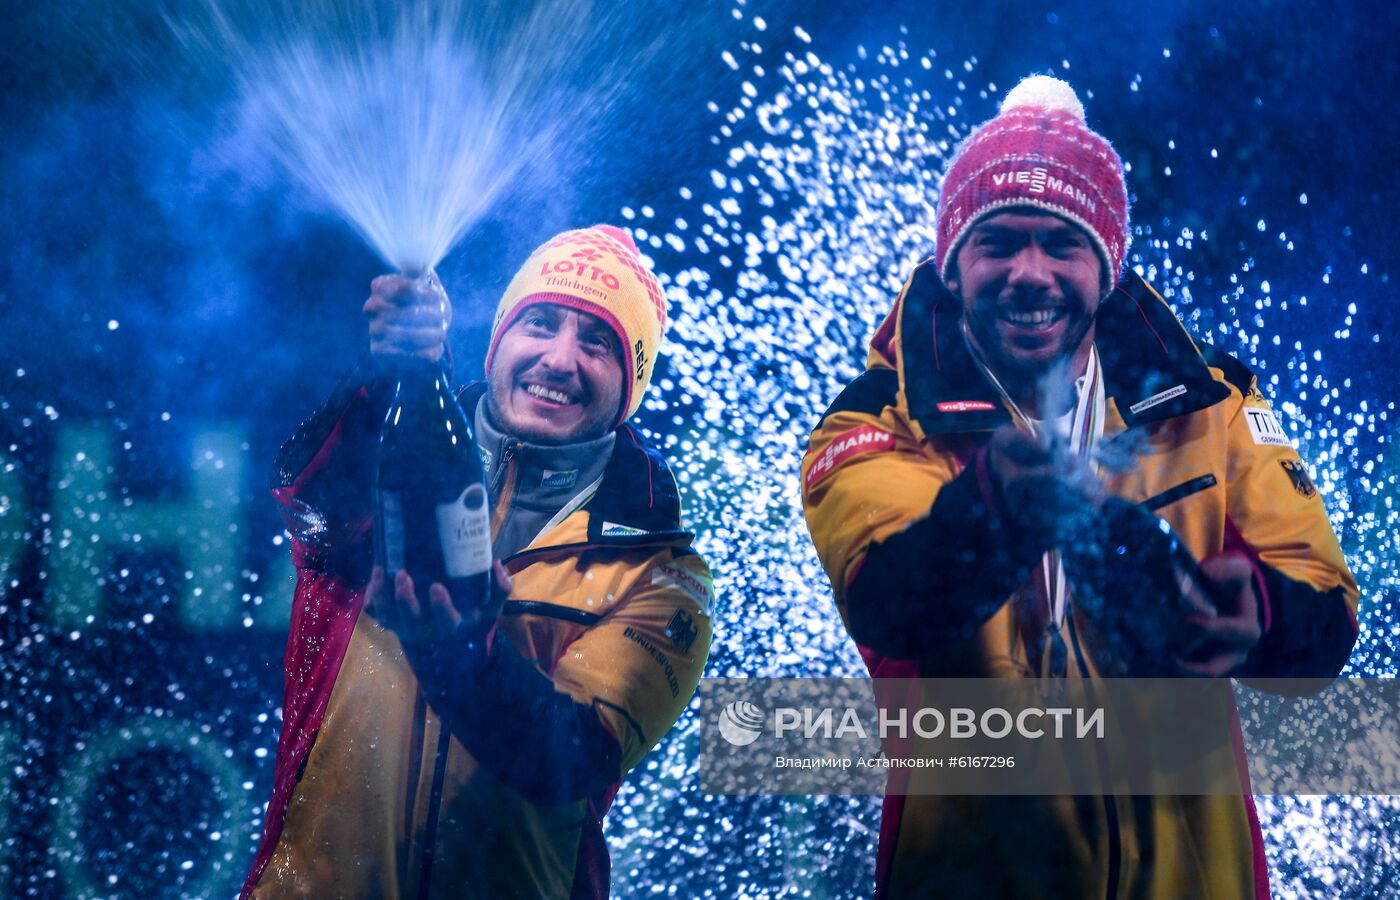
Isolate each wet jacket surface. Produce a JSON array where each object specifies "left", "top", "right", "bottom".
[
  {"left": 243, "top": 371, "right": 713, "bottom": 900},
  {"left": 801, "top": 264, "right": 1358, "bottom": 899}
]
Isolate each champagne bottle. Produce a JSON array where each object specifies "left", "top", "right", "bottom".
[{"left": 373, "top": 355, "right": 493, "bottom": 626}]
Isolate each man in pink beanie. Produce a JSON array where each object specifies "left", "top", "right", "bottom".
[
  {"left": 804, "top": 75, "right": 1356, "bottom": 897},
  {"left": 243, "top": 226, "right": 711, "bottom": 899}
]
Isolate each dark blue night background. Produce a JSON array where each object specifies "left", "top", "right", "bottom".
[{"left": 2, "top": 0, "right": 1398, "bottom": 897}]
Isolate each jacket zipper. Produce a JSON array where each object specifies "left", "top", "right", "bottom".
[
  {"left": 1065, "top": 615, "right": 1122, "bottom": 900},
  {"left": 489, "top": 444, "right": 518, "bottom": 544},
  {"left": 403, "top": 691, "right": 427, "bottom": 836},
  {"left": 414, "top": 439, "right": 520, "bottom": 890},
  {"left": 415, "top": 724, "right": 452, "bottom": 898},
  {"left": 489, "top": 442, "right": 517, "bottom": 497}
]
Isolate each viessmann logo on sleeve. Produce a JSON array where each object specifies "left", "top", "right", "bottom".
[
  {"left": 936, "top": 400, "right": 998, "bottom": 413},
  {"left": 805, "top": 426, "right": 896, "bottom": 490}
]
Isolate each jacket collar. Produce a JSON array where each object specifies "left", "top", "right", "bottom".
[
  {"left": 582, "top": 424, "right": 692, "bottom": 545},
  {"left": 472, "top": 395, "right": 615, "bottom": 506},
  {"left": 458, "top": 383, "right": 691, "bottom": 548},
  {"left": 894, "top": 263, "right": 1230, "bottom": 438}
]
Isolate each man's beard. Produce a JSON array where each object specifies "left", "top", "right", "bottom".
[{"left": 967, "top": 306, "right": 1097, "bottom": 405}]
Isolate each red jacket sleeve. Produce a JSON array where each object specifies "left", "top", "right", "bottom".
[{"left": 270, "top": 361, "right": 390, "bottom": 574}]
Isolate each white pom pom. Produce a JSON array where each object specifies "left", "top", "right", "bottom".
[{"left": 1000, "top": 75, "right": 1085, "bottom": 121}]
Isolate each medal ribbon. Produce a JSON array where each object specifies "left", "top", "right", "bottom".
[{"left": 961, "top": 322, "right": 1106, "bottom": 655}]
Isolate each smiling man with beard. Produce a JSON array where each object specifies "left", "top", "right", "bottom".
[
  {"left": 802, "top": 77, "right": 1357, "bottom": 898},
  {"left": 243, "top": 225, "right": 713, "bottom": 899}
]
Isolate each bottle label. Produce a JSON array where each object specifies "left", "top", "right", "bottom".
[
  {"left": 381, "top": 491, "right": 406, "bottom": 572},
  {"left": 437, "top": 483, "right": 493, "bottom": 577}
]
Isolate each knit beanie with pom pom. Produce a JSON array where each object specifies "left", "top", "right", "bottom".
[
  {"left": 485, "top": 225, "right": 666, "bottom": 426},
  {"left": 934, "top": 75, "right": 1130, "bottom": 290}
]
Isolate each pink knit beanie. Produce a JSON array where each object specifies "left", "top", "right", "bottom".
[{"left": 935, "top": 75, "right": 1130, "bottom": 289}]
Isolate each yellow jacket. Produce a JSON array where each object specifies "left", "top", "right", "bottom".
[
  {"left": 802, "top": 263, "right": 1358, "bottom": 899},
  {"left": 244, "top": 379, "right": 713, "bottom": 900}
]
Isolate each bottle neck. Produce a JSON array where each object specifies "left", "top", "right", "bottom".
[{"left": 377, "top": 353, "right": 446, "bottom": 381}]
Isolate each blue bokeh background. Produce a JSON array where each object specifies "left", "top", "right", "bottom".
[{"left": 1, "top": 0, "right": 1396, "bottom": 896}]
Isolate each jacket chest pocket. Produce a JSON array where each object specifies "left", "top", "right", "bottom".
[
  {"left": 1137, "top": 472, "right": 1225, "bottom": 562},
  {"left": 497, "top": 599, "right": 598, "bottom": 673},
  {"left": 1141, "top": 473, "right": 1218, "bottom": 512}
]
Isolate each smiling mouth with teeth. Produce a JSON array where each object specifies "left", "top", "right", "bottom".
[
  {"left": 1003, "top": 308, "right": 1063, "bottom": 327},
  {"left": 525, "top": 383, "right": 578, "bottom": 405}
]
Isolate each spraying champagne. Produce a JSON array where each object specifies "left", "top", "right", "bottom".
[{"left": 370, "top": 274, "right": 493, "bottom": 631}]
